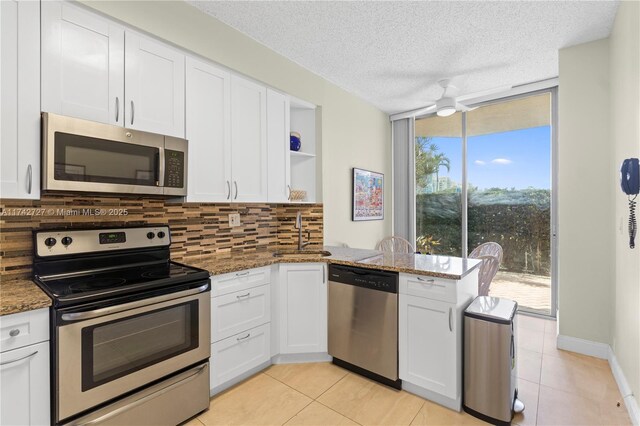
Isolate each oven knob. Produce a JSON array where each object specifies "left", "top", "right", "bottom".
[
  {"left": 61, "top": 236, "right": 73, "bottom": 246},
  {"left": 147, "top": 232, "right": 155, "bottom": 240},
  {"left": 44, "top": 237, "right": 57, "bottom": 247},
  {"left": 157, "top": 231, "right": 166, "bottom": 239}
]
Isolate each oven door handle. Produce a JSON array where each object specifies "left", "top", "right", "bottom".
[
  {"left": 72, "top": 363, "right": 207, "bottom": 426},
  {"left": 60, "top": 283, "right": 209, "bottom": 322}
]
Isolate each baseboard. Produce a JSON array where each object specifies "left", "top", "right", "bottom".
[
  {"left": 271, "top": 352, "right": 332, "bottom": 364},
  {"left": 608, "top": 347, "right": 640, "bottom": 426},
  {"left": 402, "top": 381, "right": 461, "bottom": 412},
  {"left": 556, "top": 334, "right": 609, "bottom": 359}
]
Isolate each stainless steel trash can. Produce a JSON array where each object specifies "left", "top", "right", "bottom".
[{"left": 463, "top": 296, "right": 524, "bottom": 425}]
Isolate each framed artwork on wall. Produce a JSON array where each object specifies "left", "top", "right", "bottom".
[{"left": 352, "top": 167, "right": 384, "bottom": 221}]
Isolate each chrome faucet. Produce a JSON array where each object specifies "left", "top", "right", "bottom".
[{"left": 296, "top": 211, "right": 312, "bottom": 250}]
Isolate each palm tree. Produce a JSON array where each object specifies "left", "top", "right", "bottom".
[{"left": 415, "top": 137, "right": 451, "bottom": 192}]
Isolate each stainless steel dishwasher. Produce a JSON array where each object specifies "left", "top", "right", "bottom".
[{"left": 328, "top": 264, "right": 401, "bottom": 389}]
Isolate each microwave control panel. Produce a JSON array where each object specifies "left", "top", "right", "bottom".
[{"left": 164, "top": 149, "right": 185, "bottom": 188}]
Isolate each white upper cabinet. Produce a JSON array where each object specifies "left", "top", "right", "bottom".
[
  {"left": 230, "top": 75, "right": 267, "bottom": 202},
  {"left": 186, "top": 57, "right": 231, "bottom": 202},
  {"left": 125, "top": 31, "right": 185, "bottom": 138},
  {"left": 1, "top": 0, "right": 40, "bottom": 199},
  {"left": 41, "top": 1, "right": 124, "bottom": 126},
  {"left": 267, "top": 89, "right": 291, "bottom": 203}
]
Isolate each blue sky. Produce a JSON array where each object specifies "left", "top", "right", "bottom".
[{"left": 429, "top": 126, "right": 551, "bottom": 190}]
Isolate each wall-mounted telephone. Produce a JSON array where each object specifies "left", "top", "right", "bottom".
[{"left": 620, "top": 158, "right": 639, "bottom": 248}]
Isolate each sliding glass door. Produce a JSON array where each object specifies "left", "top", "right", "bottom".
[{"left": 414, "top": 91, "right": 555, "bottom": 316}]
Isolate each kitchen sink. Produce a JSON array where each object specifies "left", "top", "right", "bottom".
[{"left": 272, "top": 250, "right": 332, "bottom": 258}]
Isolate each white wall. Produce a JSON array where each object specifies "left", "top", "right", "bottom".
[
  {"left": 558, "top": 39, "right": 613, "bottom": 345},
  {"left": 80, "top": 0, "right": 392, "bottom": 249},
  {"left": 610, "top": 0, "right": 640, "bottom": 410}
]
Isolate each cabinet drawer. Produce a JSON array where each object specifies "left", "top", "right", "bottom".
[
  {"left": 0, "top": 308, "right": 49, "bottom": 353},
  {"left": 212, "top": 284, "right": 270, "bottom": 342},
  {"left": 211, "top": 267, "right": 271, "bottom": 297},
  {"left": 400, "top": 274, "right": 457, "bottom": 303},
  {"left": 210, "top": 323, "right": 270, "bottom": 389}
]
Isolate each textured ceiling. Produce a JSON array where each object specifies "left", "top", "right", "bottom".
[{"left": 188, "top": 1, "right": 618, "bottom": 114}]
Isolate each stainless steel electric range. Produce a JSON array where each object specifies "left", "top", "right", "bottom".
[{"left": 32, "top": 225, "right": 211, "bottom": 426}]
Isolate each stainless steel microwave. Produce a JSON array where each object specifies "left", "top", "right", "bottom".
[{"left": 42, "top": 112, "right": 187, "bottom": 196}]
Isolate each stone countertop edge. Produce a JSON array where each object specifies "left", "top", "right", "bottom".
[
  {"left": 1, "top": 277, "right": 52, "bottom": 317},
  {"left": 0, "top": 247, "right": 482, "bottom": 316}
]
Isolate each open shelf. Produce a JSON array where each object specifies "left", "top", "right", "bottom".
[{"left": 290, "top": 150, "right": 316, "bottom": 159}]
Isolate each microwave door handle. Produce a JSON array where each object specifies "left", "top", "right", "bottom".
[{"left": 157, "top": 147, "right": 165, "bottom": 187}]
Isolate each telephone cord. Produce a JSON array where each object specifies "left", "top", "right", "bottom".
[{"left": 629, "top": 195, "right": 637, "bottom": 249}]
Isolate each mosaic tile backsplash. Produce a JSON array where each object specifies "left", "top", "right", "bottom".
[{"left": 0, "top": 194, "right": 323, "bottom": 280}]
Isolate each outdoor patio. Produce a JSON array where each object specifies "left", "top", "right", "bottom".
[{"left": 489, "top": 271, "right": 552, "bottom": 316}]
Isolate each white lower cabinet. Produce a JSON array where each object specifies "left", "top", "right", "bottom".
[
  {"left": 278, "top": 263, "right": 327, "bottom": 355},
  {"left": 211, "top": 284, "right": 270, "bottom": 342},
  {"left": 0, "top": 309, "right": 50, "bottom": 426},
  {"left": 398, "top": 271, "right": 478, "bottom": 410},
  {"left": 210, "top": 323, "right": 270, "bottom": 390},
  {"left": 399, "top": 294, "right": 456, "bottom": 398},
  {"left": 210, "top": 267, "right": 272, "bottom": 392}
]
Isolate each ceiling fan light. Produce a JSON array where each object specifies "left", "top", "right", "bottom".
[
  {"left": 437, "top": 107, "right": 456, "bottom": 117},
  {"left": 436, "top": 97, "right": 457, "bottom": 117}
]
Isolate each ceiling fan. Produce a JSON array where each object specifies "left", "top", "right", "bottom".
[{"left": 422, "top": 79, "right": 512, "bottom": 117}]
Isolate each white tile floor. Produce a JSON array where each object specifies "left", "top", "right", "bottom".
[{"left": 184, "top": 314, "right": 632, "bottom": 425}]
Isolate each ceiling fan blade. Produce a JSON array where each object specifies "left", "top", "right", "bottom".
[{"left": 457, "top": 85, "right": 512, "bottom": 103}]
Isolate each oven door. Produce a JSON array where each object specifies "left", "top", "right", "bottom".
[
  {"left": 56, "top": 284, "right": 210, "bottom": 423},
  {"left": 42, "top": 112, "right": 165, "bottom": 195}
]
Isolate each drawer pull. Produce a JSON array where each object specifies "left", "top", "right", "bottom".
[
  {"left": 416, "top": 277, "right": 435, "bottom": 283},
  {"left": 236, "top": 333, "right": 251, "bottom": 342},
  {"left": 235, "top": 271, "right": 250, "bottom": 277},
  {"left": 0, "top": 351, "right": 37, "bottom": 367},
  {"left": 236, "top": 292, "right": 251, "bottom": 299},
  {"left": 8, "top": 329, "right": 20, "bottom": 337}
]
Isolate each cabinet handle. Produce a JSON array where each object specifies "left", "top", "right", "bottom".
[
  {"left": 0, "top": 351, "right": 37, "bottom": 367},
  {"left": 8, "top": 329, "right": 20, "bottom": 337},
  {"left": 287, "top": 185, "right": 291, "bottom": 200},
  {"left": 234, "top": 181, "right": 238, "bottom": 200},
  {"left": 130, "top": 100, "right": 135, "bottom": 125},
  {"left": 448, "top": 307, "right": 453, "bottom": 332},
  {"left": 236, "top": 292, "right": 251, "bottom": 299},
  {"left": 417, "top": 277, "right": 435, "bottom": 283},
  {"left": 236, "top": 333, "right": 251, "bottom": 342},
  {"left": 115, "top": 97, "right": 120, "bottom": 122},
  {"left": 26, "top": 165, "right": 32, "bottom": 194},
  {"left": 235, "top": 271, "right": 250, "bottom": 277},
  {"left": 226, "top": 181, "right": 231, "bottom": 200}
]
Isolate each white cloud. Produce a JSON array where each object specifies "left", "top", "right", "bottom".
[
  {"left": 474, "top": 160, "right": 486, "bottom": 165},
  {"left": 491, "top": 158, "right": 513, "bottom": 165}
]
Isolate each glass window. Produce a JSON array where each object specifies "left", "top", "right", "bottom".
[{"left": 415, "top": 112, "right": 462, "bottom": 256}]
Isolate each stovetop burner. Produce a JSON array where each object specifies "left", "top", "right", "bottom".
[
  {"left": 67, "top": 277, "right": 127, "bottom": 293},
  {"left": 35, "top": 261, "right": 210, "bottom": 305}
]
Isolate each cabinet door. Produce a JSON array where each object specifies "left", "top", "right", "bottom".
[
  {"left": 399, "top": 294, "right": 456, "bottom": 399},
  {"left": 210, "top": 323, "right": 270, "bottom": 389},
  {"left": 230, "top": 76, "right": 267, "bottom": 202},
  {"left": 211, "top": 284, "right": 271, "bottom": 343},
  {"left": 185, "top": 57, "right": 232, "bottom": 202},
  {"left": 125, "top": 31, "right": 185, "bottom": 137},
  {"left": 41, "top": 1, "right": 124, "bottom": 125},
  {"left": 279, "top": 263, "right": 327, "bottom": 354},
  {"left": 0, "top": 341, "right": 50, "bottom": 426},
  {"left": 266, "top": 89, "right": 291, "bottom": 202},
  {"left": 1, "top": 0, "right": 40, "bottom": 199}
]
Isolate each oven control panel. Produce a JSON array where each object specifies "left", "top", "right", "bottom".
[{"left": 35, "top": 226, "right": 171, "bottom": 257}]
